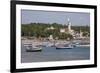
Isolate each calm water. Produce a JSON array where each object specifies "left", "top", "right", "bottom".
[{"left": 21, "top": 45, "right": 90, "bottom": 63}]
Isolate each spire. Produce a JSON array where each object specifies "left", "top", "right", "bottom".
[
  {"left": 67, "top": 18, "right": 70, "bottom": 25},
  {"left": 68, "top": 18, "right": 70, "bottom": 22}
]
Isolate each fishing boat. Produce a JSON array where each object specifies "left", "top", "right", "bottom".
[
  {"left": 56, "top": 44, "right": 74, "bottom": 49},
  {"left": 75, "top": 42, "right": 90, "bottom": 47},
  {"left": 25, "top": 44, "right": 42, "bottom": 52}
]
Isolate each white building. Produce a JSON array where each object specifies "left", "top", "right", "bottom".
[
  {"left": 47, "top": 26, "right": 55, "bottom": 30},
  {"left": 60, "top": 18, "right": 73, "bottom": 34},
  {"left": 60, "top": 29, "right": 66, "bottom": 33},
  {"left": 60, "top": 18, "right": 83, "bottom": 38}
]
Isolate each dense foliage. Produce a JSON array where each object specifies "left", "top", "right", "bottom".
[{"left": 21, "top": 23, "right": 90, "bottom": 40}]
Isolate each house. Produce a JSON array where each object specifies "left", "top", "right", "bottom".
[{"left": 46, "top": 26, "right": 55, "bottom": 30}]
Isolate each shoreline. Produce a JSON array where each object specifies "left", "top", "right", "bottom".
[{"left": 21, "top": 38, "right": 90, "bottom": 48}]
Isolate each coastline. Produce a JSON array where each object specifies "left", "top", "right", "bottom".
[{"left": 21, "top": 37, "right": 90, "bottom": 48}]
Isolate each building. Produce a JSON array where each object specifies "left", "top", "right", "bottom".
[
  {"left": 60, "top": 18, "right": 74, "bottom": 34},
  {"left": 45, "top": 18, "right": 86, "bottom": 40},
  {"left": 46, "top": 26, "right": 55, "bottom": 30},
  {"left": 60, "top": 18, "right": 83, "bottom": 39}
]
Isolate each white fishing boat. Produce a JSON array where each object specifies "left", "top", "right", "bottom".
[{"left": 25, "top": 44, "right": 42, "bottom": 52}]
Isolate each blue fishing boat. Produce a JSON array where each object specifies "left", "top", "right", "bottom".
[{"left": 56, "top": 44, "right": 73, "bottom": 49}]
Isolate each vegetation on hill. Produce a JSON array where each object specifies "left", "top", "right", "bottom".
[{"left": 21, "top": 23, "right": 90, "bottom": 40}]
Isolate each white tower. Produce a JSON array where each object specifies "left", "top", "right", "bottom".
[
  {"left": 67, "top": 18, "right": 71, "bottom": 32},
  {"left": 80, "top": 30, "right": 83, "bottom": 38}
]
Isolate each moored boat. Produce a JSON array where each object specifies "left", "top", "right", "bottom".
[
  {"left": 56, "top": 44, "right": 73, "bottom": 49},
  {"left": 75, "top": 42, "right": 90, "bottom": 47},
  {"left": 25, "top": 44, "right": 42, "bottom": 52}
]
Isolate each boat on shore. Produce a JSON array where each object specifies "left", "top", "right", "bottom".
[{"left": 25, "top": 44, "right": 42, "bottom": 52}]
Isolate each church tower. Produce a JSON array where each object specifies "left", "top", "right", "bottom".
[{"left": 67, "top": 18, "right": 71, "bottom": 32}]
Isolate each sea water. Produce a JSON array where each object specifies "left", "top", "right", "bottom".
[{"left": 21, "top": 45, "right": 90, "bottom": 63}]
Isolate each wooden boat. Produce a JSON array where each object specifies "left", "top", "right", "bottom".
[
  {"left": 56, "top": 44, "right": 73, "bottom": 49},
  {"left": 25, "top": 44, "right": 42, "bottom": 52}
]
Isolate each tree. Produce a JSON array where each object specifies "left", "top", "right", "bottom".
[
  {"left": 82, "top": 32, "right": 89, "bottom": 37},
  {"left": 58, "top": 33, "right": 73, "bottom": 40}
]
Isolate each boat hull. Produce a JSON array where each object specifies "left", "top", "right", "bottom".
[
  {"left": 25, "top": 46, "right": 42, "bottom": 52},
  {"left": 76, "top": 45, "right": 90, "bottom": 47},
  {"left": 26, "top": 49, "right": 42, "bottom": 52},
  {"left": 56, "top": 47, "right": 73, "bottom": 49}
]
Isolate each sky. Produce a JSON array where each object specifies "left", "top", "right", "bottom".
[{"left": 21, "top": 10, "right": 90, "bottom": 26}]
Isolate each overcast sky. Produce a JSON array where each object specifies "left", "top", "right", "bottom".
[{"left": 21, "top": 10, "right": 90, "bottom": 26}]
